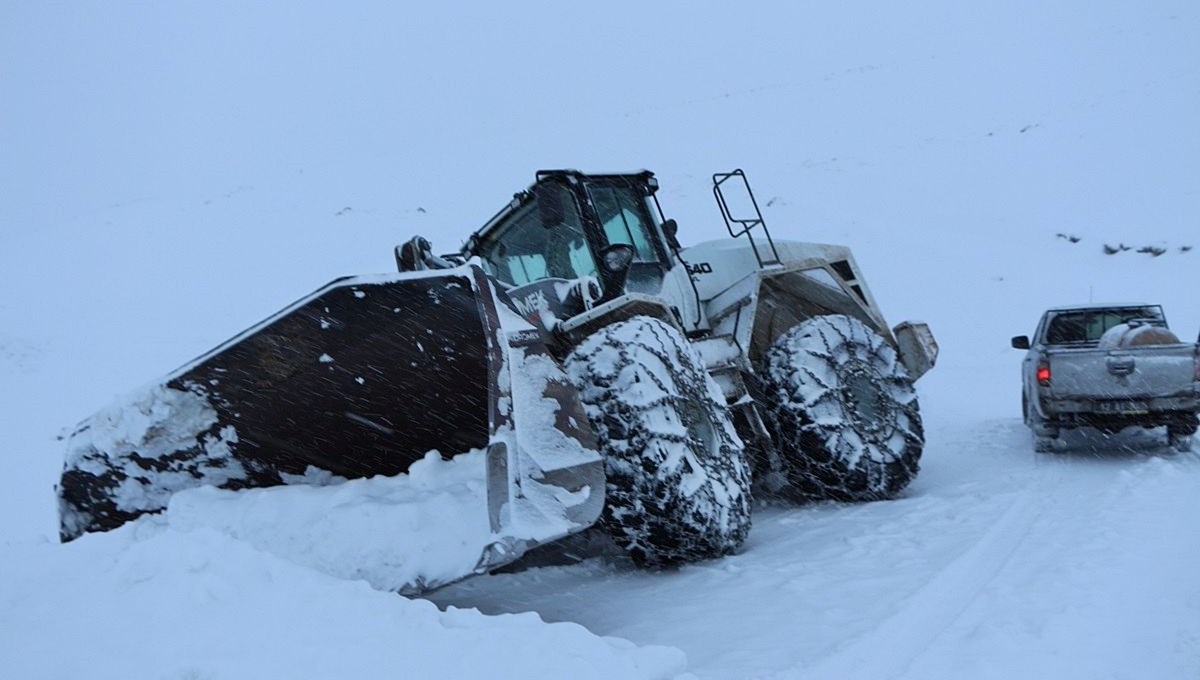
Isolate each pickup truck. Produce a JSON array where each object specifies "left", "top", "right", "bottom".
[{"left": 1012, "top": 303, "right": 1200, "bottom": 452}]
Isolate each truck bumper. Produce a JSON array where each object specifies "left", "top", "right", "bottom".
[{"left": 1041, "top": 394, "right": 1199, "bottom": 433}]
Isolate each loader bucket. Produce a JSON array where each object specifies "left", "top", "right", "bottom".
[{"left": 58, "top": 265, "right": 604, "bottom": 576}]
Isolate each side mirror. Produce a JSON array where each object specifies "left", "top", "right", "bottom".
[
  {"left": 533, "top": 182, "right": 565, "bottom": 228},
  {"left": 597, "top": 243, "right": 635, "bottom": 301},
  {"left": 661, "top": 218, "right": 681, "bottom": 250},
  {"left": 1011, "top": 335, "right": 1031, "bottom": 350}
]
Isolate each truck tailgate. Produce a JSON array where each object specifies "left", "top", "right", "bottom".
[{"left": 1048, "top": 344, "right": 1197, "bottom": 399}]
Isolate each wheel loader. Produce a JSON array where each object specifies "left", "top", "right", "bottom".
[{"left": 58, "top": 169, "right": 938, "bottom": 590}]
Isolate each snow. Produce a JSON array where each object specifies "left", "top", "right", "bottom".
[
  {"left": 165, "top": 450, "right": 499, "bottom": 593},
  {"left": 430, "top": 426, "right": 1200, "bottom": 680},
  {"left": 1, "top": 521, "right": 687, "bottom": 680},
  {"left": 506, "top": 338, "right": 602, "bottom": 470},
  {"left": 61, "top": 384, "right": 246, "bottom": 538},
  {"left": 4, "top": 1, "right": 1200, "bottom": 678}
]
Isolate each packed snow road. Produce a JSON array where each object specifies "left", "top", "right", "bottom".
[{"left": 428, "top": 412, "right": 1200, "bottom": 680}]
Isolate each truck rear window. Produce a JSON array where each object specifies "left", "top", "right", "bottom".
[{"left": 1045, "top": 306, "right": 1165, "bottom": 344}]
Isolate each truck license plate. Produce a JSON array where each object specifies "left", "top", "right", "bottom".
[{"left": 1096, "top": 400, "right": 1148, "bottom": 414}]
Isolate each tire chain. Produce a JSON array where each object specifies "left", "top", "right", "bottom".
[
  {"left": 566, "top": 316, "right": 751, "bottom": 566},
  {"left": 762, "top": 315, "right": 923, "bottom": 502}
]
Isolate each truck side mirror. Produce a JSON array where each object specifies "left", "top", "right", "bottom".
[
  {"left": 1011, "top": 335, "right": 1030, "bottom": 350},
  {"left": 534, "top": 182, "right": 565, "bottom": 228}
]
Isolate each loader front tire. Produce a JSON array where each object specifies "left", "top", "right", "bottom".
[
  {"left": 762, "top": 314, "right": 923, "bottom": 502},
  {"left": 565, "top": 316, "right": 752, "bottom": 567}
]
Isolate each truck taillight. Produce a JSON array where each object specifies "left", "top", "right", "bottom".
[{"left": 1036, "top": 361, "right": 1051, "bottom": 386}]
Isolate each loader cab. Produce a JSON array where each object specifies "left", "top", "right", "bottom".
[{"left": 470, "top": 170, "right": 672, "bottom": 300}]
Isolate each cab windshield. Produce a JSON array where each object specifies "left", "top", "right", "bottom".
[{"left": 475, "top": 184, "right": 598, "bottom": 287}]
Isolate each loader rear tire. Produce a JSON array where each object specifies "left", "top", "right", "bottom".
[
  {"left": 565, "top": 316, "right": 752, "bottom": 567},
  {"left": 762, "top": 314, "right": 923, "bottom": 502}
]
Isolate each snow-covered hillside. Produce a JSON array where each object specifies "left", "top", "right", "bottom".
[{"left": 2, "top": 1, "right": 1198, "bottom": 678}]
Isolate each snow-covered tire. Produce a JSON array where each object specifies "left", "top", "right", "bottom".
[
  {"left": 762, "top": 314, "right": 923, "bottom": 502},
  {"left": 1023, "top": 393, "right": 1061, "bottom": 453},
  {"left": 1033, "top": 436, "right": 1058, "bottom": 453},
  {"left": 1023, "top": 393, "right": 1059, "bottom": 438},
  {"left": 565, "top": 316, "right": 752, "bottom": 567},
  {"left": 1168, "top": 416, "right": 1197, "bottom": 453}
]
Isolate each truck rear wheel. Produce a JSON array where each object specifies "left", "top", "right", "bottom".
[
  {"left": 762, "top": 314, "right": 923, "bottom": 501},
  {"left": 1023, "top": 393, "right": 1061, "bottom": 452},
  {"left": 565, "top": 316, "right": 752, "bottom": 567},
  {"left": 1168, "top": 433, "right": 1193, "bottom": 453},
  {"left": 1168, "top": 416, "right": 1197, "bottom": 453}
]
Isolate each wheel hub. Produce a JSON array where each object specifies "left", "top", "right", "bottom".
[
  {"left": 683, "top": 397, "right": 716, "bottom": 458},
  {"left": 838, "top": 360, "right": 893, "bottom": 438}
]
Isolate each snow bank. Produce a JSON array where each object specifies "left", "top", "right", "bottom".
[
  {"left": 0, "top": 522, "right": 690, "bottom": 680},
  {"left": 166, "top": 450, "right": 497, "bottom": 593}
]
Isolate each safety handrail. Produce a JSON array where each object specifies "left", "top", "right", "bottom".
[{"left": 712, "top": 169, "right": 781, "bottom": 267}]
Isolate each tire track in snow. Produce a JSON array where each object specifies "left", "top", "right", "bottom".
[
  {"left": 777, "top": 440, "right": 1191, "bottom": 680},
  {"left": 771, "top": 487, "right": 1044, "bottom": 680},
  {"left": 891, "top": 452, "right": 1200, "bottom": 680},
  {"left": 429, "top": 417, "right": 1198, "bottom": 679}
]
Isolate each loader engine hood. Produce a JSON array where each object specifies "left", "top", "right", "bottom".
[
  {"left": 681, "top": 238, "right": 891, "bottom": 332},
  {"left": 679, "top": 238, "right": 937, "bottom": 380},
  {"left": 681, "top": 239, "right": 872, "bottom": 300}
]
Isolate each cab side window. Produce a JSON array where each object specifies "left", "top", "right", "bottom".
[{"left": 587, "top": 185, "right": 659, "bottom": 263}]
